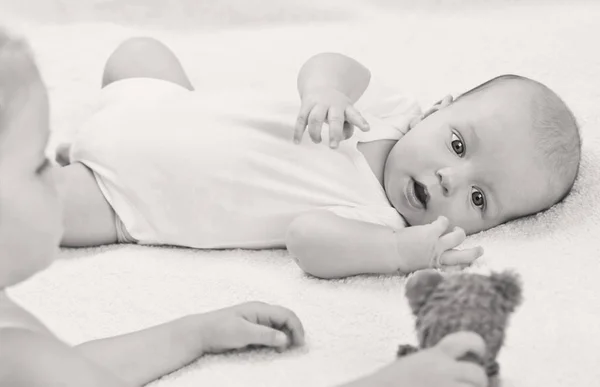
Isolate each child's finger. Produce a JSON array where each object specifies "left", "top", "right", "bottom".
[
  {"left": 239, "top": 321, "right": 289, "bottom": 350},
  {"left": 327, "top": 106, "right": 345, "bottom": 148},
  {"left": 428, "top": 216, "right": 450, "bottom": 237},
  {"left": 439, "top": 247, "right": 483, "bottom": 266},
  {"left": 435, "top": 331, "right": 486, "bottom": 359},
  {"left": 438, "top": 226, "right": 466, "bottom": 251},
  {"left": 251, "top": 304, "right": 305, "bottom": 347},
  {"left": 294, "top": 102, "right": 314, "bottom": 144},
  {"left": 307, "top": 104, "right": 328, "bottom": 144},
  {"left": 345, "top": 105, "right": 370, "bottom": 132}
]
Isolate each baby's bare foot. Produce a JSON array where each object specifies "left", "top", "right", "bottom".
[{"left": 0, "top": 29, "right": 49, "bottom": 134}]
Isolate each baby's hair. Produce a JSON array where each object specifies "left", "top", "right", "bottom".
[{"left": 456, "top": 74, "right": 581, "bottom": 206}]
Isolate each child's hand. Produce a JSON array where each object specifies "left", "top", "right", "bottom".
[
  {"left": 193, "top": 302, "right": 305, "bottom": 354},
  {"left": 396, "top": 216, "right": 483, "bottom": 273},
  {"left": 356, "top": 332, "right": 488, "bottom": 387},
  {"left": 294, "top": 88, "right": 370, "bottom": 149}
]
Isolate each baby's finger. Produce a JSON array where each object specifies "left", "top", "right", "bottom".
[
  {"left": 438, "top": 226, "right": 466, "bottom": 251},
  {"left": 345, "top": 105, "right": 370, "bottom": 132},
  {"left": 239, "top": 321, "right": 290, "bottom": 350},
  {"left": 428, "top": 216, "right": 450, "bottom": 237},
  {"left": 307, "top": 104, "right": 328, "bottom": 144},
  {"left": 435, "top": 331, "right": 486, "bottom": 360},
  {"left": 440, "top": 247, "right": 484, "bottom": 267},
  {"left": 327, "top": 106, "right": 345, "bottom": 148},
  {"left": 252, "top": 304, "right": 305, "bottom": 347},
  {"left": 294, "top": 102, "right": 314, "bottom": 144}
]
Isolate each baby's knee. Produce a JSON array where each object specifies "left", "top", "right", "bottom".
[
  {"left": 102, "top": 36, "right": 189, "bottom": 88},
  {"left": 103, "top": 37, "right": 166, "bottom": 79},
  {"left": 114, "top": 36, "right": 170, "bottom": 57}
]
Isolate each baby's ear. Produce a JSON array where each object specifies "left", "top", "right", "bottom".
[
  {"left": 405, "top": 269, "right": 444, "bottom": 315},
  {"left": 490, "top": 271, "right": 523, "bottom": 314}
]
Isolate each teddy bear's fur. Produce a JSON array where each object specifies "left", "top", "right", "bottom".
[{"left": 397, "top": 269, "right": 523, "bottom": 384}]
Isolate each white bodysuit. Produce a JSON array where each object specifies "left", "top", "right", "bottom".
[{"left": 70, "top": 78, "right": 421, "bottom": 249}]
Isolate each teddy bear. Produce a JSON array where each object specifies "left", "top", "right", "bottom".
[{"left": 397, "top": 269, "right": 523, "bottom": 386}]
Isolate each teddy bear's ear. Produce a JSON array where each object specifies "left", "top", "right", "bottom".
[
  {"left": 405, "top": 269, "right": 444, "bottom": 315},
  {"left": 490, "top": 271, "right": 523, "bottom": 314}
]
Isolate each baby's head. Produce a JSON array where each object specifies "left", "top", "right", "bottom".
[
  {"left": 384, "top": 74, "right": 581, "bottom": 235},
  {"left": 0, "top": 33, "right": 62, "bottom": 289}
]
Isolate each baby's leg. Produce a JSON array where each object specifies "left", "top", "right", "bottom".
[
  {"left": 101, "top": 36, "right": 194, "bottom": 90},
  {"left": 55, "top": 163, "right": 118, "bottom": 247},
  {"left": 56, "top": 37, "right": 194, "bottom": 245},
  {"left": 55, "top": 37, "right": 194, "bottom": 167}
]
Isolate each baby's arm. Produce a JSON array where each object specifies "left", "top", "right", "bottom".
[
  {"left": 286, "top": 210, "right": 400, "bottom": 278},
  {"left": 0, "top": 298, "right": 303, "bottom": 387},
  {"left": 75, "top": 315, "right": 205, "bottom": 386},
  {"left": 295, "top": 53, "right": 372, "bottom": 148},
  {"left": 0, "top": 294, "right": 131, "bottom": 386},
  {"left": 76, "top": 302, "right": 303, "bottom": 386},
  {"left": 297, "top": 52, "right": 371, "bottom": 103},
  {"left": 0, "top": 327, "right": 131, "bottom": 387},
  {"left": 286, "top": 211, "right": 482, "bottom": 278}
]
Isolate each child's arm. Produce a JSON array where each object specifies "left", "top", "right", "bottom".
[
  {"left": 76, "top": 302, "right": 304, "bottom": 386},
  {"left": 295, "top": 53, "right": 372, "bottom": 148},
  {"left": 297, "top": 52, "right": 371, "bottom": 103},
  {"left": 0, "top": 300, "right": 303, "bottom": 387},
  {"left": 0, "top": 294, "right": 130, "bottom": 386},
  {"left": 74, "top": 315, "right": 203, "bottom": 386},
  {"left": 0, "top": 328, "right": 131, "bottom": 387},
  {"left": 286, "top": 211, "right": 483, "bottom": 279}
]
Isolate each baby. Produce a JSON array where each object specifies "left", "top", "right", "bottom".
[
  {"left": 0, "top": 31, "right": 488, "bottom": 387},
  {"left": 56, "top": 37, "right": 581, "bottom": 279}
]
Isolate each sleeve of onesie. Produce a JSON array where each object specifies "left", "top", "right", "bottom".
[
  {"left": 324, "top": 205, "right": 407, "bottom": 231},
  {"left": 353, "top": 75, "right": 422, "bottom": 139}
]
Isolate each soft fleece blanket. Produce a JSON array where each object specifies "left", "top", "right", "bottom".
[{"left": 2, "top": 1, "right": 600, "bottom": 386}]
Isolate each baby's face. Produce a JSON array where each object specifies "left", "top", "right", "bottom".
[
  {"left": 384, "top": 83, "right": 556, "bottom": 235},
  {"left": 0, "top": 38, "right": 62, "bottom": 288}
]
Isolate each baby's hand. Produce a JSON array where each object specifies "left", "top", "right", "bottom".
[
  {"left": 192, "top": 301, "right": 305, "bottom": 355},
  {"left": 363, "top": 332, "right": 488, "bottom": 387},
  {"left": 396, "top": 216, "right": 483, "bottom": 273},
  {"left": 294, "top": 87, "right": 370, "bottom": 149}
]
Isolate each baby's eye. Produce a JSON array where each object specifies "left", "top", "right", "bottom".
[
  {"left": 471, "top": 187, "right": 485, "bottom": 209},
  {"left": 451, "top": 132, "right": 465, "bottom": 157}
]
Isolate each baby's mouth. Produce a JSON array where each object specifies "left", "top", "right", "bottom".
[{"left": 406, "top": 178, "right": 429, "bottom": 209}]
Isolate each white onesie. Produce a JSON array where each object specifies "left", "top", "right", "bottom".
[{"left": 70, "top": 78, "right": 421, "bottom": 249}]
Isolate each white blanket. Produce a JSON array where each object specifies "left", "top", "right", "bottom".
[{"left": 3, "top": 1, "right": 600, "bottom": 386}]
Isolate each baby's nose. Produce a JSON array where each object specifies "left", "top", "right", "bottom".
[
  {"left": 420, "top": 175, "right": 443, "bottom": 201},
  {"left": 436, "top": 167, "right": 466, "bottom": 196}
]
